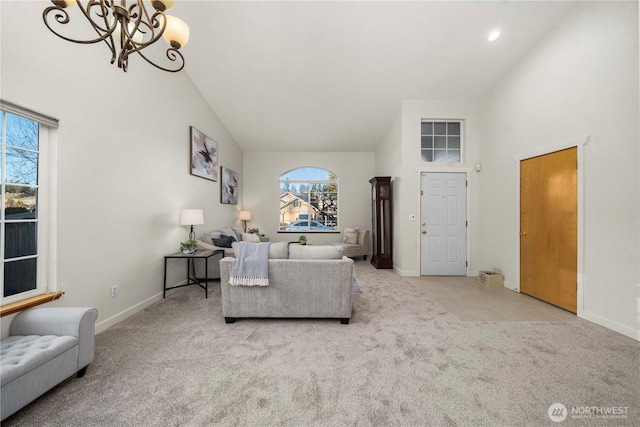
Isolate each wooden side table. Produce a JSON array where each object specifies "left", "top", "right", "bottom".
[{"left": 163, "top": 249, "right": 224, "bottom": 298}]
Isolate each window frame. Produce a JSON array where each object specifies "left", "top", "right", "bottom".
[
  {"left": 278, "top": 167, "right": 340, "bottom": 233},
  {"left": 420, "top": 119, "right": 464, "bottom": 163},
  {"left": 1, "top": 101, "right": 59, "bottom": 308}
]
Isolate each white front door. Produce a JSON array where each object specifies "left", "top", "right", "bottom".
[{"left": 420, "top": 172, "right": 467, "bottom": 275}]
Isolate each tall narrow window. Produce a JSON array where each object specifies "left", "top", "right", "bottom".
[
  {"left": 1, "top": 103, "right": 57, "bottom": 304},
  {"left": 279, "top": 167, "right": 338, "bottom": 232},
  {"left": 421, "top": 120, "right": 463, "bottom": 163},
  {"left": 2, "top": 112, "right": 40, "bottom": 299}
]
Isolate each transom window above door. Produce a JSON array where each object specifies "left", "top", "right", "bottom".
[{"left": 421, "top": 120, "right": 463, "bottom": 163}]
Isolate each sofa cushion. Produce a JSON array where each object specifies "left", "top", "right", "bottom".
[
  {"left": 0, "top": 335, "right": 78, "bottom": 386},
  {"left": 268, "top": 242, "right": 289, "bottom": 259},
  {"left": 289, "top": 244, "right": 345, "bottom": 259},
  {"left": 232, "top": 241, "right": 289, "bottom": 259},
  {"left": 199, "top": 240, "right": 235, "bottom": 257}
]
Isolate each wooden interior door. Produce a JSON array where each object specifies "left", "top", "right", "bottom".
[{"left": 520, "top": 147, "right": 577, "bottom": 313}]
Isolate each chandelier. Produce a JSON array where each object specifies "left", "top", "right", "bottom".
[{"left": 42, "top": 0, "right": 190, "bottom": 73}]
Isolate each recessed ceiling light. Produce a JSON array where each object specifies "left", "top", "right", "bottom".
[{"left": 488, "top": 30, "right": 501, "bottom": 42}]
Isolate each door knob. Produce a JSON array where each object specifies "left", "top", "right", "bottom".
[
  {"left": 421, "top": 230, "right": 427, "bottom": 234},
  {"left": 421, "top": 222, "right": 426, "bottom": 226}
]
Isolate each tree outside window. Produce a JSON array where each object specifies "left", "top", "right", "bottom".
[
  {"left": 1, "top": 111, "right": 40, "bottom": 298},
  {"left": 279, "top": 167, "right": 338, "bottom": 232}
]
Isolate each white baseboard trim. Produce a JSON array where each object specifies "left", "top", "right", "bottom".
[
  {"left": 95, "top": 292, "right": 164, "bottom": 334},
  {"left": 504, "top": 281, "right": 519, "bottom": 292},
  {"left": 394, "top": 266, "right": 419, "bottom": 277},
  {"left": 579, "top": 310, "right": 639, "bottom": 341}
]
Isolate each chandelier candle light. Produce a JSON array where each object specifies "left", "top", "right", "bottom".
[{"left": 43, "top": 0, "right": 190, "bottom": 72}]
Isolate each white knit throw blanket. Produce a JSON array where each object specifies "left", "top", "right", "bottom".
[{"left": 230, "top": 242, "right": 270, "bottom": 286}]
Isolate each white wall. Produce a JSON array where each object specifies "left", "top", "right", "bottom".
[
  {"left": 243, "top": 152, "right": 375, "bottom": 247},
  {"left": 374, "top": 109, "right": 403, "bottom": 268},
  {"left": 478, "top": 1, "right": 639, "bottom": 339},
  {"left": 1, "top": 1, "right": 243, "bottom": 336},
  {"left": 376, "top": 100, "right": 481, "bottom": 276}
]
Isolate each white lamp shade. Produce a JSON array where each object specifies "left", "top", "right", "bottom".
[
  {"left": 238, "top": 211, "right": 252, "bottom": 221},
  {"left": 163, "top": 15, "right": 190, "bottom": 49},
  {"left": 180, "top": 209, "right": 204, "bottom": 226}
]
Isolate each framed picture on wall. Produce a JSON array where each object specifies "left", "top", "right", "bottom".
[
  {"left": 190, "top": 126, "right": 218, "bottom": 181},
  {"left": 220, "top": 166, "right": 238, "bottom": 204}
]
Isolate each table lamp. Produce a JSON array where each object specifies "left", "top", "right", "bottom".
[
  {"left": 239, "top": 210, "right": 251, "bottom": 232},
  {"left": 180, "top": 209, "right": 204, "bottom": 240}
]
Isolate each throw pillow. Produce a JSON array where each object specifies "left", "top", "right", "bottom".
[
  {"left": 206, "top": 231, "right": 222, "bottom": 245},
  {"left": 231, "top": 227, "right": 244, "bottom": 241},
  {"left": 242, "top": 232, "right": 260, "bottom": 243},
  {"left": 289, "top": 244, "right": 345, "bottom": 259},
  {"left": 220, "top": 228, "right": 238, "bottom": 242},
  {"left": 343, "top": 229, "right": 359, "bottom": 244},
  {"left": 213, "top": 235, "right": 234, "bottom": 248}
]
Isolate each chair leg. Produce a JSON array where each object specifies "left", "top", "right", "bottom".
[
  {"left": 225, "top": 317, "right": 236, "bottom": 324},
  {"left": 340, "top": 318, "right": 350, "bottom": 325}
]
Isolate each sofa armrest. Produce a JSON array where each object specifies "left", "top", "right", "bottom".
[
  {"left": 10, "top": 307, "right": 97, "bottom": 338},
  {"left": 9, "top": 307, "right": 98, "bottom": 369},
  {"left": 358, "top": 230, "right": 370, "bottom": 250}
]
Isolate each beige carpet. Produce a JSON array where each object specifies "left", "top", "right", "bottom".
[{"left": 3, "top": 261, "right": 639, "bottom": 426}]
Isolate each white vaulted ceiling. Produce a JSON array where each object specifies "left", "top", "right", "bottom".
[{"left": 174, "top": 1, "right": 576, "bottom": 152}]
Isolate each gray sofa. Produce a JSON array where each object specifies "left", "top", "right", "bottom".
[
  {"left": 194, "top": 227, "right": 243, "bottom": 279},
  {"left": 219, "top": 244, "right": 354, "bottom": 324},
  {"left": 0, "top": 307, "right": 98, "bottom": 421}
]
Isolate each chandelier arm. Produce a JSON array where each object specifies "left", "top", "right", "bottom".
[
  {"left": 85, "top": 0, "right": 118, "bottom": 34},
  {"left": 108, "top": 2, "right": 170, "bottom": 72},
  {"left": 42, "top": 0, "right": 187, "bottom": 73},
  {"left": 126, "top": 6, "right": 168, "bottom": 51},
  {"left": 42, "top": 3, "right": 115, "bottom": 45},
  {"left": 136, "top": 47, "right": 185, "bottom": 73},
  {"left": 92, "top": 1, "right": 120, "bottom": 65}
]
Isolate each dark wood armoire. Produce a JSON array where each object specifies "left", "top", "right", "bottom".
[{"left": 369, "top": 176, "right": 393, "bottom": 269}]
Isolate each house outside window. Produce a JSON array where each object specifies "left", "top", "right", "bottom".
[
  {"left": 279, "top": 167, "right": 338, "bottom": 232},
  {"left": 1, "top": 103, "right": 57, "bottom": 305},
  {"left": 421, "top": 120, "right": 463, "bottom": 163}
]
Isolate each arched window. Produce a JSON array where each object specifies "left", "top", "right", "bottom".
[{"left": 279, "top": 167, "right": 338, "bottom": 232}]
